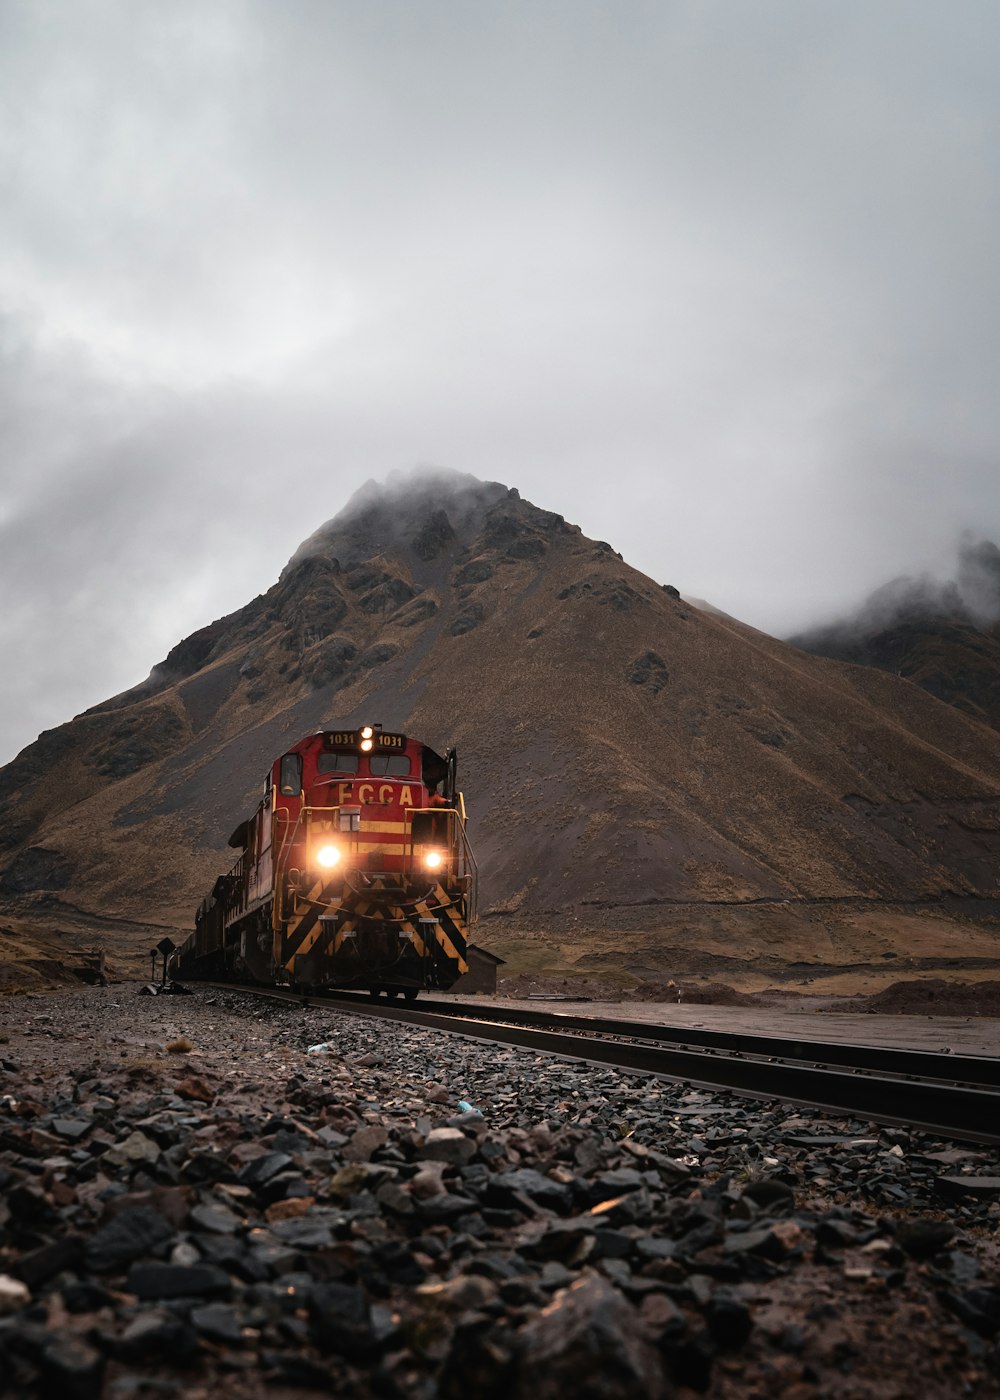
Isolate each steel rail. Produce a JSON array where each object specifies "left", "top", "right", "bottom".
[
  {"left": 198, "top": 981, "right": 1000, "bottom": 1144},
  {"left": 317, "top": 989, "right": 1000, "bottom": 1089}
]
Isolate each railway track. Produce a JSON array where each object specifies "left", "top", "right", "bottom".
[{"left": 200, "top": 982, "right": 1000, "bottom": 1146}]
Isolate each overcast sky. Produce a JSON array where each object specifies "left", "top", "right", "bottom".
[{"left": 2, "top": 0, "right": 999, "bottom": 764}]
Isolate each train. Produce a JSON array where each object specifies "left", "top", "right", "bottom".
[{"left": 175, "top": 723, "right": 477, "bottom": 999}]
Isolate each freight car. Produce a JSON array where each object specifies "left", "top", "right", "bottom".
[{"left": 177, "top": 724, "right": 476, "bottom": 999}]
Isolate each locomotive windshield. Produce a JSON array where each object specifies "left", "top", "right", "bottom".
[
  {"left": 316, "top": 753, "right": 360, "bottom": 775},
  {"left": 369, "top": 754, "right": 411, "bottom": 776}
]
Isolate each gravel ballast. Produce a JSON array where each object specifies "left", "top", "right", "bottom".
[{"left": 1, "top": 984, "right": 999, "bottom": 1398}]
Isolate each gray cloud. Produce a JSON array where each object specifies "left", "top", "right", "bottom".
[{"left": 2, "top": 0, "right": 1000, "bottom": 761}]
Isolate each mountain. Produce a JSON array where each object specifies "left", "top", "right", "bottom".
[
  {"left": 4, "top": 471, "right": 1000, "bottom": 993},
  {"left": 791, "top": 540, "right": 1000, "bottom": 734}
]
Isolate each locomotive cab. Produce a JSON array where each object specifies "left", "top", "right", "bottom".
[{"left": 179, "top": 723, "right": 476, "bottom": 998}]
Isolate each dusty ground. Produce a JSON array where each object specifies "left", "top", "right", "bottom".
[
  {"left": 484, "top": 903, "right": 1000, "bottom": 999},
  {"left": 445, "top": 990, "right": 1000, "bottom": 1057}
]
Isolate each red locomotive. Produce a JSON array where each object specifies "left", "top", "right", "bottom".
[{"left": 178, "top": 724, "right": 476, "bottom": 998}]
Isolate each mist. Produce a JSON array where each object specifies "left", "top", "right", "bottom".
[
  {"left": 793, "top": 534, "right": 1000, "bottom": 648},
  {"left": 2, "top": 0, "right": 1000, "bottom": 763}
]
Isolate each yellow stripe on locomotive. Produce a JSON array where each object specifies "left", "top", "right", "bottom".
[{"left": 177, "top": 723, "right": 477, "bottom": 1000}]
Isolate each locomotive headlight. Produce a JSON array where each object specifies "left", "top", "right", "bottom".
[
  {"left": 360, "top": 726, "right": 374, "bottom": 740},
  {"left": 315, "top": 844, "right": 341, "bottom": 869},
  {"left": 360, "top": 738, "right": 373, "bottom": 752},
  {"left": 423, "top": 849, "right": 443, "bottom": 871}
]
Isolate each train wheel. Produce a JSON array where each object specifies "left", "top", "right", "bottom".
[
  {"left": 368, "top": 988, "right": 380, "bottom": 1001},
  {"left": 404, "top": 989, "right": 419, "bottom": 1004}
]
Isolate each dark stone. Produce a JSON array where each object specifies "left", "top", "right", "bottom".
[
  {"left": 662, "top": 585, "right": 681, "bottom": 598},
  {"left": 302, "top": 636, "right": 357, "bottom": 689},
  {"left": 663, "top": 1336, "right": 713, "bottom": 1392},
  {"left": 946, "top": 1250, "right": 981, "bottom": 1284},
  {"left": 6, "top": 1187, "right": 58, "bottom": 1235},
  {"left": 260, "top": 1351, "right": 332, "bottom": 1389},
  {"left": 778, "top": 1323, "right": 806, "bottom": 1352},
  {"left": 308, "top": 1282, "right": 378, "bottom": 1360},
  {"left": 483, "top": 1207, "right": 527, "bottom": 1229},
  {"left": 590, "top": 1230, "right": 635, "bottom": 1261},
  {"left": 490, "top": 1169, "right": 572, "bottom": 1212},
  {"left": 92, "top": 707, "right": 186, "bottom": 778},
  {"left": 411, "top": 509, "right": 456, "bottom": 561},
  {"left": 62, "top": 1281, "right": 114, "bottom": 1314},
  {"left": 50, "top": 1118, "right": 92, "bottom": 1141},
  {"left": 468, "top": 1254, "right": 525, "bottom": 1283},
  {"left": 450, "top": 603, "right": 486, "bottom": 636},
  {"left": 415, "top": 1192, "right": 481, "bottom": 1223},
  {"left": 238, "top": 1152, "right": 294, "bottom": 1187},
  {"left": 941, "top": 1287, "right": 1000, "bottom": 1337},
  {"left": 114, "top": 1310, "right": 199, "bottom": 1365},
  {"left": 439, "top": 1316, "right": 515, "bottom": 1400},
  {"left": 634, "top": 1237, "right": 677, "bottom": 1262},
  {"left": 935, "top": 1175, "right": 1000, "bottom": 1202},
  {"left": 353, "top": 642, "right": 399, "bottom": 672},
  {"left": 358, "top": 578, "right": 416, "bottom": 614},
  {"left": 895, "top": 1219, "right": 954, "bottom": 1259},
  {"left": 17, "top": 1236, "right": 84, "bottom": 1288},
  {"left": 455, "top": 559, "right": 494, "bottom": 587},
  {"left": 362, "top": 1241, "right": 427, "bottom": 1288},
  {"left": 722, "top": 1227, "right": 787, "bottom": 1262},
  {"left": 520, "top": 1219, "right": 596, "bottom": 1263},
  {"left": 815, "top": 1218, "right": 856, "bottom": 1249},
  {"left": 581, "top": 1168, "right": 645, "bottom": 1202},
  {"left": 706, "top": 1295, "right": 753, "bottom": 1349},
  {"left": 125, "top": 1262, "right": 232, "bottom": 1300},
  {"left": 741, "top": 1178, "right": 794, "bottom": 1213},
  {"left": 38, "top": 1336, "right": 104, "bottom": 1400},
  {"left": 343, "top": 564, "right": 393, "bottom": 593},
  {"left": 85, "top": 1206, "right": 175, "bottom": 1274},
  {"left": 601, "top": 580, "right": 647, "bottom": 612},
  {"left": 480, "top": 510, "right": 523, "bottom": 546},
  {"left": 511, "top": 1275, "right": 666, "bottom": 1399},
  {"left": 626, "top": 651, "right": 670, "bottom": 696},
  {"left": 190, "top": 1303, "right": 245, "bottom": 1346},
  {"left": 270, "top": 1217, "right": 337, "bottom": 1248},
  {"left": 183, "top": 1150, "right": 238, "bottom": 1185},
  {"left": 505, "top": 536, "right": 546, "bottom": 560},
  {"left": 189, "top": 1203, "right": 240, "bottom": 1235}
]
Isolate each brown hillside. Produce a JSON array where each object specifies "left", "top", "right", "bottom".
[{"left": 4, "top": 471, "right": 1000, "bottom": 989}]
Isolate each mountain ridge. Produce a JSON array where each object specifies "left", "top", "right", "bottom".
[
  {"left": 4, "top": 471, "right": 1000, "bottom": 991},
  {"left": 791, "top": 538, "right": 1000, "bottom": 733}
]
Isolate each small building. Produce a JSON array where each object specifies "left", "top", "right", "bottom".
[{"left": 453, "top": 944, "right": 506, "bottom": 995}]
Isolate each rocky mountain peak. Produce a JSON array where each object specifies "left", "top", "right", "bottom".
[
  {"left": 282, "top": 469, "right": 580, "bottom": 582},
  {"left": 6, "top": 474, "right": 1000, "bottom": 991}
]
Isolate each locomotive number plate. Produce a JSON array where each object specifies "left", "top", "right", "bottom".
[{"left": 323, "top": 730, "right": 406, "bottom": 750}]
